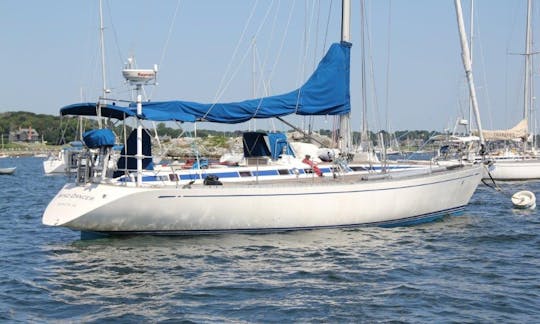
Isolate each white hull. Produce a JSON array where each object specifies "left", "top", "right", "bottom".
[
  {"left": 436, "top": 155, "right": 540, "bottom": 181},
  {"left": 43, "top": 148, "right": 82, "bottom": 174},
  {"left": 0, "top": 167, "right": 16, "bottom": 175},
  {"left": 486, "top": 159, "right": 540, "bottom": 180},
  {"left": 43, "top": 164, "right": 482, "bottom": 234},
  {"left": 43, "top": 159, "right": 67, "bottom": 174}
]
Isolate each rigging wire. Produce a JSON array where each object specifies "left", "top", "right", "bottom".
[
  {"left": 78, "top": 3, "right": 99, "bottom": 103},
  {"left": 307, "top": 0, "right": 322, "bottom": 136},
  {"left": 218, "top": 5, "right": 274, "bottom": 100},
  {"left": 295, "top": 0, "right": 318, "bottom": 123},
  {"left": 252, "top": 38, "right": 277, "bottom": 131},
  {"left": 265, "top": 0, "right": 297, "bottom": 89},
  {"left": 104, "top": 0, "right": 125, "bottom": 78},
  {"left": 211, "top": 0, "right": 260, "bottom": 104},
  {"left": 321, "top": 0, "right": 337, "bottom": 145},
  {"left": 360, "top": 0, "right": 368, "bottom": 142},
  {"left": 256, "top": 0, "right": 281, "bottom": 98},
  {"left": 313, "top": 0, "right": 322, "bottom": 69},
  {"left": 158, "top": 0, "right": 181, "bottom": 69},
  {"left": 296, "top": 0, "right": 318, "bottom": 89},
  {"left": 505, "top": 1, "right": 522, "bottom": 130},
  {"left": 475, "top": 17, "right": 496, "bottom": 131},
  {"left": 205, "top": 0, "right": 276, "bottom": 120},
  {"left": 150, "top": 0, "right": 182, "bottom": 99},
  {"left": 322, "top": 0, "right": 334, "bottom": 56},
  {"left": 365, "top": 2, "right": 384, "bottom": 137}
]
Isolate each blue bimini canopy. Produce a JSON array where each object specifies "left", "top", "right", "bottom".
[{"left": 61, "top": 102, "right": 136, "bottom": 120}]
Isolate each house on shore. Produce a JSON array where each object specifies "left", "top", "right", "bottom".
[{"left": 9, "top": 127, "right": 40, "bottom": 142}]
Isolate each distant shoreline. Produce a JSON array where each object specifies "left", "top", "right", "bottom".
[{"left": 0, "top": 147, "right": 60, "bottom": 158}]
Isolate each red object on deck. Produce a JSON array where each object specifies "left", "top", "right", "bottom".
[{"left": 302, "top": 156, "right": 323, "bottom": 176}]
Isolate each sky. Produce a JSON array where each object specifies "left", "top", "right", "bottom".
[{"left": 0, "top": 0, "right": 536, "bottom": 133}]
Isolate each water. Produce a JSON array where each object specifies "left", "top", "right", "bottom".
[{"left": 1, "top": 157, "right": 539, "bottom": 322}]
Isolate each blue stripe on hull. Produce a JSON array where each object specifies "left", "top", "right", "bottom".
[
  {"left": 80, "top": 205, "right": 466, "bottom": 239},
  {"left": 120, "top": 164, "right": 423, "bottom": 183}
]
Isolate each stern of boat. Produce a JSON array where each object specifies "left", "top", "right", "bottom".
[{"left": 42, "top": 182, "right": 132, "bottom": 228}]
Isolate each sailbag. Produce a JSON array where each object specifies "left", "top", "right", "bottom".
[{"left": 474, "top": 119, "right": 529, "bottom": 141}]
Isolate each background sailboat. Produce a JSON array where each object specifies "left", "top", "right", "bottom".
[
  {"left": 0, "top": 134, "right": 16, "bottom": 174},
  {"left": 436, "top": 0, "right": 540, "bottom": 180},
  {"left": 479, "top": 0, "right": 540, "bottom": 180}
]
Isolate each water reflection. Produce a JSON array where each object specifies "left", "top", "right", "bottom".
[{"left": 40, "top": 218, "right": 485, "bottom": 321}]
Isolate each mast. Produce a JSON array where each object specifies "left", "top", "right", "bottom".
[
  {"left": 524, "top": 0, "right": 532, "bottom": 121},
  {"left": 99, "top": 0, "right": 107, "bottom": 102},
  {"left": 338, "top": 0, "right": 352, "bottom": 156},
  {"left": 454, "top": 0, "right": 485, "bottom": 148},
  {"left": 524, "top": 0, "right": 533, "bottom": 149},
  {"left": 251, "top": 38, "right": 257, "bottom": 132},
  {"left": 468, "top": 0, "right": 474, "bottom": 135},
  {"left": 97, "top": 0, "right": 107, "bottom": 128},
  {"left": 360, "top": 0, "right": 368, "bottom": 145}
]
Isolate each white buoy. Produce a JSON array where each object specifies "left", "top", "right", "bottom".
[{"left": 511, "top": 190, "right": 536, "bottom": 209}]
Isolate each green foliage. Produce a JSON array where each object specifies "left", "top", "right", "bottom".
[
  {"left": 0, "top": 111, "right": 442, "bottom": 147},
  {"left": 197, "top": 129, "right": 240, "bottom": 138},
  {"left": 156, "top": 122, "right": 182, "bottom": 138},
  {"left": 0, "top": 111, "right": 96, "bottom": 144},
  {"left": 204, "top": 135, "right": 229, "bottom": 148}
]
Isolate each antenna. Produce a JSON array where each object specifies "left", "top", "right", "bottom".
[{"left": 122, "top": 55, "right": 158, "bottom": 95}]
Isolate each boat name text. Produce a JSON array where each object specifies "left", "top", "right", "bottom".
[{"left": 58, "top": 193, "right": 95, "bottom": 201}]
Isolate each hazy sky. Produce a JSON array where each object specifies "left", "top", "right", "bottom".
[{"left": 0, "top": 1, "right": 535, "bottom": 132}]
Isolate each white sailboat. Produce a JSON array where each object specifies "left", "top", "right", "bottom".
[
  {"left": 0, "top": 134, "right": 8, "bottom": 158},
  {"left": 42, "top": 141, "right": 84, "bottom": 174},
  {"left": 481, "top": 0, "right": 540, "bottom": 180},
  {"left": 435, "top": 0, "right": 540, "bottom": 180},
  {"left": 0, "top": 134, "right": 15, "bottom": 173},
  {"left": 44, "top": 0, "right": 110, "bottom": 176},
  {"left": 42, "top": 0, "right": 484, "bottom": 237}
]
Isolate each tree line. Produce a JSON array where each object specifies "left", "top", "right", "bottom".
[{"left": 0, "top": 111, "right": 440, "bottom": 146}]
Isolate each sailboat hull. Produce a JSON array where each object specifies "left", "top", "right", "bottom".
[
  {"left": 42, "top": 165, "right": 482, "bottom": 235},
  {"left": 0, "top": 167, "right": 16, "bottom": 175},
  {"left": 486, "top": 159, "right": 540, "bottom": 180},
  {"left": 43, "top": 159, "right": 67, "bottom": 174}
]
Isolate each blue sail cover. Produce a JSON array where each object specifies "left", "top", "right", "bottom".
[
  {"left": 59, "top": 42, "right": 350, "bottom": 124},
  {"left": 137, "top": 42, "right": 351, "bottom": 123}
]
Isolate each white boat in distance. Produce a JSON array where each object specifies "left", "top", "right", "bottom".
[
  {"left": 43, "top": 152, "right": 70, "bottom": 174},
  {"left": 0, "top": 167, "right": 16, "bottom": 175},
  {"left": 42, "top": 0, "right": 484, "bottom": 236},
  {"left": 43, "top": 142, "right": 83, "bottom": 174},
  {"left": 479, "top": 0, "right": 540, "bottom": 180}
]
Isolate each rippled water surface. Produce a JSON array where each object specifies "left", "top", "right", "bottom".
[{"left": 1, "top": 157, "right": 539, "bottom": 322}]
